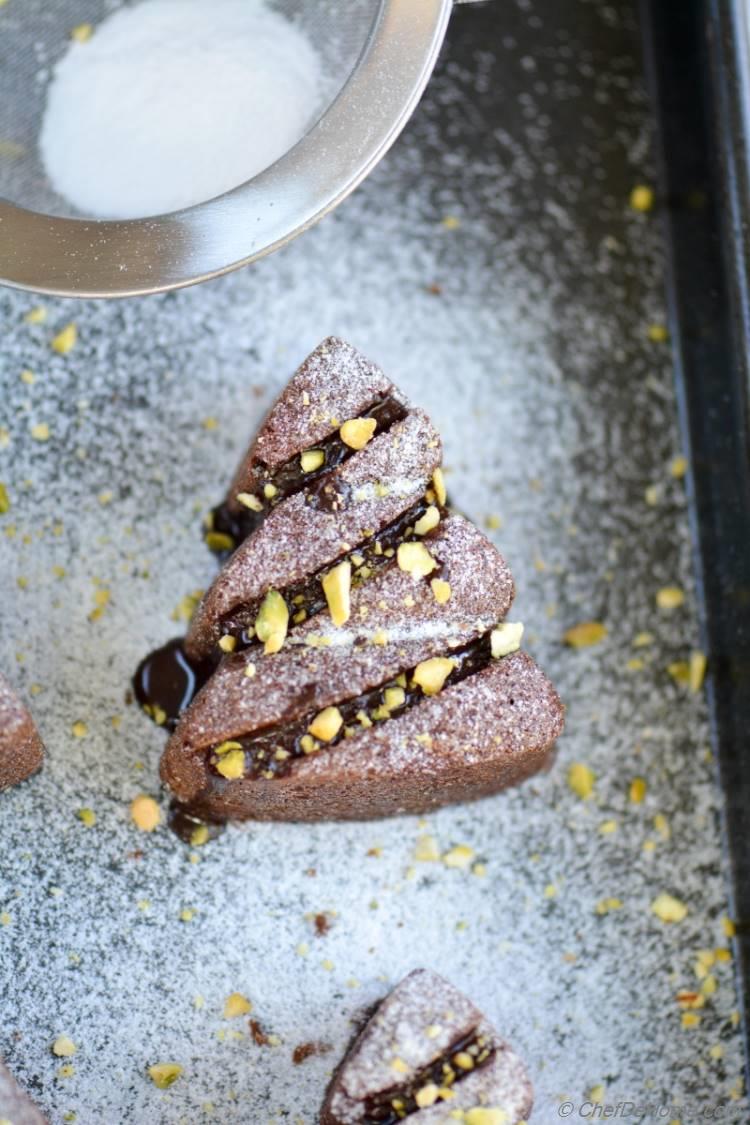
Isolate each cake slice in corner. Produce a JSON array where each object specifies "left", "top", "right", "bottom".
[
  {"left": 0, "top": 672, "right": 44, "bottom": 792},
  {"left": 321, "top": 969, "right": 533, "bottom": 1124}
]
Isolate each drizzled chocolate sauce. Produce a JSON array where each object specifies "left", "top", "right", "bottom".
[
  {"left": 208, "top": 394, "right": 407, "bottom": 553},
  {"left": 363, "top": 1028, "right": 493, "bottom": 1123},
  {"left": 132, "top": 638, "right": 215, "bottom": 731},
  {"left": 204, "top": 630, "right": 499, "bottom": 782}
]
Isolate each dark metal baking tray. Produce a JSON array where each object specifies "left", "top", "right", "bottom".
[{"left": 641, "top": 0, "right": 750, "bottom": 1079}]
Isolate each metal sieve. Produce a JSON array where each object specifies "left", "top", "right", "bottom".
[{"left": 0, "top": 0, "right": 480, "bottom": 298}]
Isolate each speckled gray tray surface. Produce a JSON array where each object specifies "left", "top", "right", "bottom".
[{"left": 0, "top": 2, "right": 746, "bottom": 1123}]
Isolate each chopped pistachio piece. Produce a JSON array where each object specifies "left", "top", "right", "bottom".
[
  {"left": 563, "top": 621, "right": 607, "bottom": 648},
  {"left": 130, "top": 794, "right": 161, "bottom": 832},
  {"left": 218, "top": 634, "right": 237, "bottom": 653},
  {"left": 147, "top": 1063, "right": 183, "bottom": 1089},
  {"left": 414, "top": 505, "right": 440, "bottom": 536},
  {"left": 236, "top": 492, "right": 262, "bottom": 511},
  {"left": 432, "top": 467, "right": 447, "bottom": 507},
  {"left": 490, "top": 621, "right": 524, "bottom": 658},
  {"left": 308, "top": 706, "right": 343, "bottom": 742},
  {"left": 383, "top": 686, "right": 405, "bottom": 711},
  {"left": 430, "top": 578, "right": 451, "bottom": 604},
  {"left": 223, "top": 992, "right": 252, "bottom": 1018},
  {"left": 51, "top": 323, "right": 77, "bottom": 355},
  {"left": 52, "top": 1036, "right": 76, "bottom": 1058},
  {"left": 300, "top": 449, "right": 325, "bottom": 473},
  {"left": 397, "top": 541, "right": 437, "bottom": 578},
  {"left": 340, "top": 416, "right": 377, "bottom": 450},
  {"left": 656, "top": 586, "right": 684, "bottom": 610},
  {"left": 254, "top": 589, "right": 289, "bottom": 654},
  {"left": 215, "top": 749, "right": 245, "bottom": 780},
  {"left": 567, "top": 762, "right": 595, "bottom": 799},
  {"left": 651, "top": 892, "right": 688, "bottom": 923},
  {"left": 322, "top": 560, "right": 351, "bottom": 627},
  {"left": 413, "top": 656, "right": 455, "bottom": 695},
  {"left": 205, "top": 531, "right": 235, "bottom": 552}
]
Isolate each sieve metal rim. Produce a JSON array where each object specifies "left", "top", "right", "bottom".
[{"left": 0, "top": 0, "right": 454, "bottom": 299}]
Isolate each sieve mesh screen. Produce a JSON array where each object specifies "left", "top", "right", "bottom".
[{"left": 0, "top": 0, "right": 379, "bottom": 219}]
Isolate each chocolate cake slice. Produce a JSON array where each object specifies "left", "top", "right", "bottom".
[
  {"left": 0, "top": 672, "right": 44, "bottom": 791},
  {"left": 321, "top": 969, "right": 533, "bottom": 1124},
  {"left": 161, "top": 514, "right": 563, "bottom": 822},
  {"left": 0, "top": 1058, "right": 48, "bottom": 1124},
  {"left": 186, "top": 337, "right": 442, "bottom": 662}
]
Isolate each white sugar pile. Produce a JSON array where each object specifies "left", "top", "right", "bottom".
[{"left": 39, "top": 0, "right": 324, "bottom": 219}]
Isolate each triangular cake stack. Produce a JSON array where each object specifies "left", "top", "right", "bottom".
[{"left": 155, "top": 338, "right": 563, "bottom": 822}]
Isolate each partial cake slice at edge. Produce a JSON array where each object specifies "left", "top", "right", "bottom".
[
  {"left": 0, "top": 1058, "right": 48, "bottom": 1124},
  {"left": 321, "top": 969, "right": 532, "bottom": 1125},
  {"left": 0, "top": 672, "right": 44, "bottom": 792}
]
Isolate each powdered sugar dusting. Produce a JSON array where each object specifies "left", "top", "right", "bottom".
[{"left": 0, "top": 2, "right": 745, "bottom": 1121}]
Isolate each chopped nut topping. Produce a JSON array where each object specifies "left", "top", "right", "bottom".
[
  {"left": 147, "top": 1063, "right": 183, "bottom": 1089},
  {"left": 25, "top": 306, "right": 47, "bottom": 324},
  {"left": 442, "top": 844, "right": 475, "bottom": 870},
  {"left": 308, "top": 706, "right": 343, "bottom": 742},
  {"left": 391, "top": 1057, "right": 409, "bottom": 1074},
  {"left": 383, "top": 686, "right": 406, "bottom": 711},
  {"left": 30, "top": 422, "right": 51, "bottom": 442},
  {"left": 629, "top": 777, "right": 647, "bottom": 803},
  {"left": 236, "top": 492, "right": 263, "bottom": 512},
  {"left": 656, "top": 586, "right": 684, "bottom": 610},
  {"left": 263, "top": 483, "right": 278, "bottom": 499},
  {"left": 567, "top": 762, "right": 595, "bottom": 799},
  {"left": 0, "top": 483, "right": 9, "bottom": 514},
  {"left": 414, "top": 835, "right": 441, "bottom": 862},
  {"left": 190, "top": 825, "right": 209, "bottom": 847},
  {"left": 430, "top": 578, "right": 452, "bottom": 604},
  {"left": 647, "top": 323, "right": 669, "bottom": 343},
  {"left": 76, "top": 808, "right": 96, "bottom": 828},
  {"left": 204, "top": 531, "right": 235, "bottom": 552},
  {"left": 413, "top": 656, "right": 455, "bottom": 695},
  {"left": 629, "top": 184, "right": 654, "bottom": 211},
  {"left": 51, "top": 322, "right": 77, "bottom": 355},
  {"left": 670, "top": 455, "right": 688, "bottom": 478},
  {"left": 70, "top": 23, "right": 93, "bottom": 42},
  {"left": 414, "top": 505, "right": 440, "bottom": 535},
  {"left": 563, "top": 621, "right": 607, "bottom": 648},
  {"left": 651, "top": 892, "right": 688, "bottom": 923},
  {"left": 215, "top": 749, "right": 245, "bottom": 780},
  {"left": 689, "top": 650, "right": 707, "bottom": 693},
  {"left": 223, "top": 992, "right": 252, "bottom": 1018},
  {"left": 254, "top": 589, "right": 289, "bottom": 654},
  {"left": 415, "top": 1083, "right": 440, "bottom": 1108},
  {"left": 322, "top": 560, "right": 351, "bottom": 627},
  {"left": 218, "top": 634, "right": 237, "bottom": 653},
  {"left": 244, "top": 662, "right": 257, "bottom": 679},
  {"left": 490, "top": 622, "right": 524, "bottom": 658},
  {"left": 52, "top": 1036, "right": 76, "bottom": 1058},
  {"left": 397, "top": 541, "right": 437, "bottom": 578},
  {"left": 130, "top": 794, "right": 161, "bottom": 832},
  {"left": 300, "top": 449, "right": 325, "bottom": 472},
  {"left": 71, "top": 720, "right": 88, "bottom": 738},
  {"left": 340, "top": 417, "right": 377, "bottom": 450},
  {"left": 432, "top": 467, "right": 447, "bottom": 507}
]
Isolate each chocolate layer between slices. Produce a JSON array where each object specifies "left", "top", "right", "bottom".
[
  {"left": 0, "top": 1058, "right": 48, "bottom": 1124},
  {"left": 0, "top": 672, "right": 44, "bottom": 792},
  {"left": 321, "top": 969, "right": 533, "bottom": 1124},
  {"left": 161, "top": 515, "right": 563, "bottom": 822},
  {"left": 187, "top": 407, "right": 442, "bottom": 661}
]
